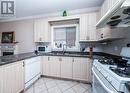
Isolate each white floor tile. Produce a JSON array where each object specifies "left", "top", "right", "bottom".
[
  {"left": 58, "top": 83, "right": 71, "bottom": 92},
  {"left": 46, "top": 80, "right": 57, "bottom": 89},
  {"left": 55, "top": 79, "right": 65, "bottom": 85},
  {"left": 63, "top": 88, "right": 76, "bottom": 93},
  {"left": 43, "top": 78, "right": 53, "bottom": 83},
  {"left": 80, "top": 83, "right": 91, "bottom": 90},
  {"left": 84, "top": 88, "right": 92, "bottom": 93},
  {"left": 34, "top": 84, "right": 47, "bottom": 93},
  {"left": 48, "top": 86, "right": 61, "bottom": 93},
  {"left": 72, "top": 84, "right": 86, "bottom": 93}
]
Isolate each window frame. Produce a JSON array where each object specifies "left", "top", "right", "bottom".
[{"left": 51, "top": 24, "right": 79, "bottom": 51}]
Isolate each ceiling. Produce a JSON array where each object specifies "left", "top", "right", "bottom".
[{"left": 15, "top": 0, "right": 104, "bottom": 18}]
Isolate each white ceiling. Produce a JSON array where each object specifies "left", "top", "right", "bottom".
[{"left": 16, "top": 0, "right": 104, "bottom": 18}]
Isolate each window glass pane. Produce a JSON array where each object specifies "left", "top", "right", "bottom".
[
  {"left": 53, "top": 25, "right": 77, "bottom": 49},
  {"left": 66, "top": 27, "right": 76, "bottom": 47},
  {"left": 53, "top": 27, "right": 66, "bottom": 41}
]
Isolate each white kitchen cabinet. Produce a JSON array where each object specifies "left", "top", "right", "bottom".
[
  {"left": 73, "top": 57, "right": 92, "bottom": 82},
  {"left": 34, "top": 19, "right": 51, "bottom": 42},
  {"left": 50, "top": 56, "right": 61, "bottom": 77},
  {"left": 42, "top": 56, "right": 50, "bottom": 76},
  {"left": 80, "top": 14, "right": 89, "bottom": 41},
  {"left": 97, "top": 26, "right": 127, "bottom": 40},
  {"left": 42, "top": 56, "right": 92, "bottom": 82},
  {"left": 80, "top": 12, "right": 98, "bottom": 41},
  {"left": 42, "top": 56, "right": 60, "bottom": 77},
  {"left": 1, "top": 61, "right": 24, "bottom": 93},
  {"left": 61, "top": 57, "right": 73, "bottom": 79}
]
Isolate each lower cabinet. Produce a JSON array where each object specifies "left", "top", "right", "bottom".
[
  {"left": 42, "top": 56, "right": 92, "bottom": 82},
  {"left": 1, "top": 61, "right": 24, "bottom": 93},
  {"left": 49, "top": 56, "right": 60, "bottom": 77},
  {"left": 42, "top": 56, "right": 60, "bottom": 77},
  {"left": 61, "top": 57, "right": 73, "bottom": 79},
  {"left": 73, "top": 58, "right": 92, "bottom": 81}
]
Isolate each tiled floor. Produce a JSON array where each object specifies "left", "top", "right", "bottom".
[{"left": 24, "top": 77, "right": 92, "bottom": 93}]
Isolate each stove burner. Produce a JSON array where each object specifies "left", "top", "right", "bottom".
[
  {"left": 107, "top": 19, "right": 122, "bottom": 26},
  {"left": 110, "top": 66, "right": 130, "bottom": 78},
  {"left": 98, "top": 57, "right": 115, "bottom": 65},
  {"left": 123, "top": 7, "right": 130, "bottom": 15},
  {"left": 111, "top": 15, "right": 120, "bottom": 20}
]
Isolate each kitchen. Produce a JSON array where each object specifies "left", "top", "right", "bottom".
[{"left": 0, "top": 0, "right": 130, "bottom": 93}]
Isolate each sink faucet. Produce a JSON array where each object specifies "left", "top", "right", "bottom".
[{"left": 63, "top": 44, "right": 67, "bottom": 54}]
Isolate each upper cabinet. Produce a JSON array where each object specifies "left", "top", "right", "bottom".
[
  {"left": 79, "top": 12, "right": 98, "bottom": 41},
  {"left": 100, "top": 0, "right": 120, "bottom": 19},
  {"left": 97, "top": 26, "right": 127, "bottom": 41},
  {"left": 34, "top": 19, "right": 51, "bottom": 42}
]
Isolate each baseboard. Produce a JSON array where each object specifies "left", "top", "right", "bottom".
[{"left": 41, "top": 75, "right": 92, "bottom": 84}]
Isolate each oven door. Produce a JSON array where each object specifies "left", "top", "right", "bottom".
[{"left": 92, "top": 67, "right": 118, "bottom": 93}]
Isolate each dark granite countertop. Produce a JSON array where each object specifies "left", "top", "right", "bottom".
[{"left": 0, "top": 51, "right": 121, "bottom": 66}]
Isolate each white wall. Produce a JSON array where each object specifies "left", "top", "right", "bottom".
[{"left": 0, "top": 19, "right": 35, "bottom": 54}]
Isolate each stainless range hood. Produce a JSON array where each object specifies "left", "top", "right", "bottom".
[{"left": 96, "top": 0, "right": 130, "bottom": 28}]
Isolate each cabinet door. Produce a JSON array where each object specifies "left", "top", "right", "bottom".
[
  {"left": 0, "top": 67, "right": 3, "bottom": 93},
  {"left": 80, "top": 58, "right": 92, "bottom": 82},
  {"left": 80, "top": 14, "right": 89, "bottom": 41},
  {"left": 73, "top": 58, "right": 92, "bottom": 82},
  {"left": 73, "top": 57, "right": 81, "bottom": 80},
  {"left": 50, "top": 56, "right": 60, "bottom": 77},
  {"left": 42, "top": 56, "right": 50, "bottom": 76},
  {"left": 88, "top": 13, "right": 97, "bottom": 41},
  {"left": 34, "top": 19, "right": 50, "bottom": 42},
  {"left": 61, "top": 57, "right": 73, "bottom": 79},
  {"left": 13, "top": 61, "right": 24, "bottom": 93},
  {"left": 2, "top": 61, "right": 24, "bottom": 93}
]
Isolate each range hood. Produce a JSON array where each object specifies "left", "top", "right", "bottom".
[{"left": 96, "top": 0, "right": 130, "bottom": 28}]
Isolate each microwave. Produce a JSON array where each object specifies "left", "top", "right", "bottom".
[
  {"left": 37, "top": 46, "right": 46, "bottom": 52},
  {"left": 37, "top": 46, "right": 51, "bottom": 53}
]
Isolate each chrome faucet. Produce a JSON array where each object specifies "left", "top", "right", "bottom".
[{"left": 63, "top": 44, "right": 67, "bottom": 54}]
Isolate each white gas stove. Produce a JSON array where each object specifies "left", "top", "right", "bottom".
[{"left": 92, "top": 47, "right": 130, "bottom": 93}]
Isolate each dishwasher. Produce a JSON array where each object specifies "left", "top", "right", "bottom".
[{"left": 24, "top": 56, "right": 41, "bottom": 88}]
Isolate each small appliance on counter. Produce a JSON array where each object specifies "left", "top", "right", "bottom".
[{"left": 37, "top": 45, "right": 51, "bottom": 53}]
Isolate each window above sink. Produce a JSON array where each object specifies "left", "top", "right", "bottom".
[{"left": 51, "top": 24, "right": 79, "bottom": 51}]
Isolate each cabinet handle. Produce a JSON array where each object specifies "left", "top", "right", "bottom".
[
  {"left": 59, "top": 58, "right": 62, "bottom": 61},
  {"left": 86, "top": 36, "right": 89, "bottom": 40},
  {"left": 48, "top": 57, "right": 50, "bottom": 61},
  {"left": 39, "top": 37, "right": 42, "bottom": 41},
  {"left": 101, "top": 33, "right": 103, "bottom": 38},
  {"left": 72, "top": 58, "right": 74, "bottom": 62},
  {"left": 23, "top": 62, "right": 25, "bottom": 67}
]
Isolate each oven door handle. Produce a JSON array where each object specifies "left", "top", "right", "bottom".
[{"left": 92, "top": 68, "right": 118, "bottom": 93}]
